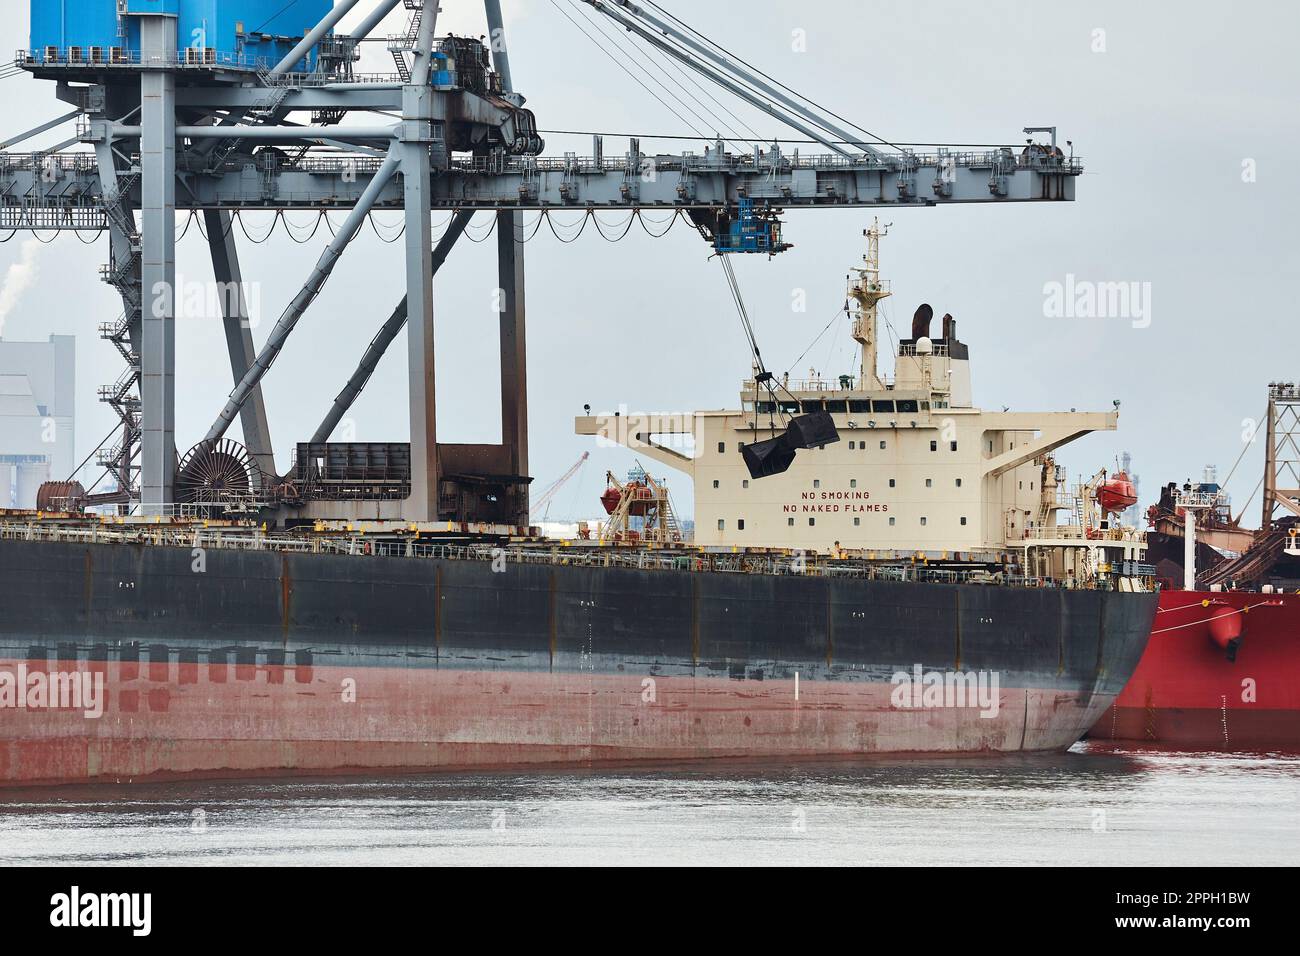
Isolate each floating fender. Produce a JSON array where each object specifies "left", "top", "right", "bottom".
[{"left": 1205, "top": 601, "right": 1244, "bottom": 661}]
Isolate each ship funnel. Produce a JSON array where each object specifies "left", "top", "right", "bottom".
[
  {"left": 911, "top": 303, "right": 934, "bottom": 339},
  {"left": 942, "top": 313, "right": 956, "bottom": 340}
]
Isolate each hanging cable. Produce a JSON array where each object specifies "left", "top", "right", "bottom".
[
  {"left": 592, "top": 211, "right": 637, "bottom": 242},
  {"left": 544, "top": 211, "right": 589, "bottom": 243},
  {"left": 463, "top": 212, "right": 498, "bottom": 242},
  {"left": 366, "top": 212, "right": 405, "bottom": 243},
  {"left": 236, "top": 210, "right": 279, "bottom": 243},
  {"left": 174, "top": 210, "right": 196, "bottom": 241},
  {"left": 635, "top": 208, "right": 682, "bottom": 239},
  {"left": 785, "top": 304, "right": 849, "bottom": 378}
]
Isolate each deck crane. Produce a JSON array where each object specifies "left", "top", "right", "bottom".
[
  {"left": 0, "top": 0, "right": 1081, "bottom": 522},
  {"left": 530, "top": 451, "right": 590, "bottom": 521}
]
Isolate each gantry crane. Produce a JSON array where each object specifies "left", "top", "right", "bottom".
[{"left": 0, "top": 0, "right": 1082, "bottom": 526}]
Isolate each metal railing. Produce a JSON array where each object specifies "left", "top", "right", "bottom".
[
  {"left": 17, "top": 48, "right": 273, "bottom": 71},
  {"left": 898, "top": 342, "right": 950, "bottom": 357},
  {"left": 0, "top": 518, "right": 1129, "bottom": 590},
  {"left": 1019, "top": 525, "right": 1146, "bottom": 543}
]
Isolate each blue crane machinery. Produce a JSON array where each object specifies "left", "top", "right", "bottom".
[{"left": 0, "top": 0, "right": 1081, "bottom": 525}]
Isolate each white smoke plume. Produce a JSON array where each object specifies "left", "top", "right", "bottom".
[{"left": 0, "top": 239, "right": 42, "bottom": 337}]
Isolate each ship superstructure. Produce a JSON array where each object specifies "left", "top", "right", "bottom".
[{"left": 578, "top": 222, "right": 1149, "bottom": 586}]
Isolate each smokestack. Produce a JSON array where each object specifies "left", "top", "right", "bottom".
[
  {"left": 942, "top": 313, "right": 955, "bottom": 340},
  {"left": 911, "top": 303, "right": 933, "bottom": 339}
]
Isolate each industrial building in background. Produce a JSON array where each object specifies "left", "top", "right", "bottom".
[
  {"left": 1, "top": 0, "right": 1080, "bottom": 524},
  {"left": 0, "top": 334, "right": 75, "bottom": 508}
]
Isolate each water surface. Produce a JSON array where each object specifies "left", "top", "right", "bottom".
[{"left": 1, "top": 744, "right": 1296, "bottom": 865}]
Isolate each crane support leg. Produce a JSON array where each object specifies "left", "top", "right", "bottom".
[
  {"left": 204, "top": 210, "right": 275, "bottom": 480},
  {"left": 498, "top": 211, "right": 528, "bottom": 482},
  {"left": 312, "top": 209, "right": 472, "bottom": 444},
  {"left": 401, "top": 78, "right": 439, "bottom": 520},
  {"left": 139, "top": 14, "right": 177, "bottom": 511},
  {"left": 486, "top": 0, "right": 529, "bottom": 493}
]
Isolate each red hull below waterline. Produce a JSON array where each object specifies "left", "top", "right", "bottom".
[
  {"left": 1090, "top": 590, "right": 1300, "bottom": 750},
  {"left": 0, "top": 659, "right": 1114, "bottom": 787}
]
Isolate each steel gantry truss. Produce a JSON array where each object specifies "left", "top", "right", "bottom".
[
  {"left": 0, "top": 0, "right": 1082, "bottom": 524},
  {"left": 1263, "top": 382, "right": 1300, "bottom": 525}
]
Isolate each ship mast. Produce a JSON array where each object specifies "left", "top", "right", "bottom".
[{"left": 847, "top": 219, "right": 892, "bottom": 391}]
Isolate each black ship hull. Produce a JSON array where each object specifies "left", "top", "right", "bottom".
[{"left": 0, "top": 536, "right": 1157, "bottom": 785}]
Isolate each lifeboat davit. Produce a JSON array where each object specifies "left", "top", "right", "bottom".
[{"left": 1096, "top": 471, "right": 1138, "bottom": 515}]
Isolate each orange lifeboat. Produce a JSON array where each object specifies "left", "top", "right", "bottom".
[{"left": 1096, "top": 471, "right": 1138, "bottom": 515}]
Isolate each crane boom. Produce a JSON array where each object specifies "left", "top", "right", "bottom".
[{"left": 532, "top": 452, "right": 591, "bottom": 518}]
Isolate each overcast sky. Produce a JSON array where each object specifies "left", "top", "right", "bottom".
[{"left": 1, "top": 0, "right": 1297, "bottom": 522}]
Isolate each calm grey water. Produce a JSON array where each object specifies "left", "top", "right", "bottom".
[{"left": 1, "top": 743, "right": 1296, "bottom": 866}]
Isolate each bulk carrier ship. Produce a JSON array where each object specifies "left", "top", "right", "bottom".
[
  {"left": 1089, "top": 393, "right": 1300, "bottom": 750},
  {"left": 0, "top": 223, "right": 1157, "bottom": 786}
]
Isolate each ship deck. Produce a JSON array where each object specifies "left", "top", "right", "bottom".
[{"left": 0, "top": 511, "right": 1138, "bottom": 591}]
